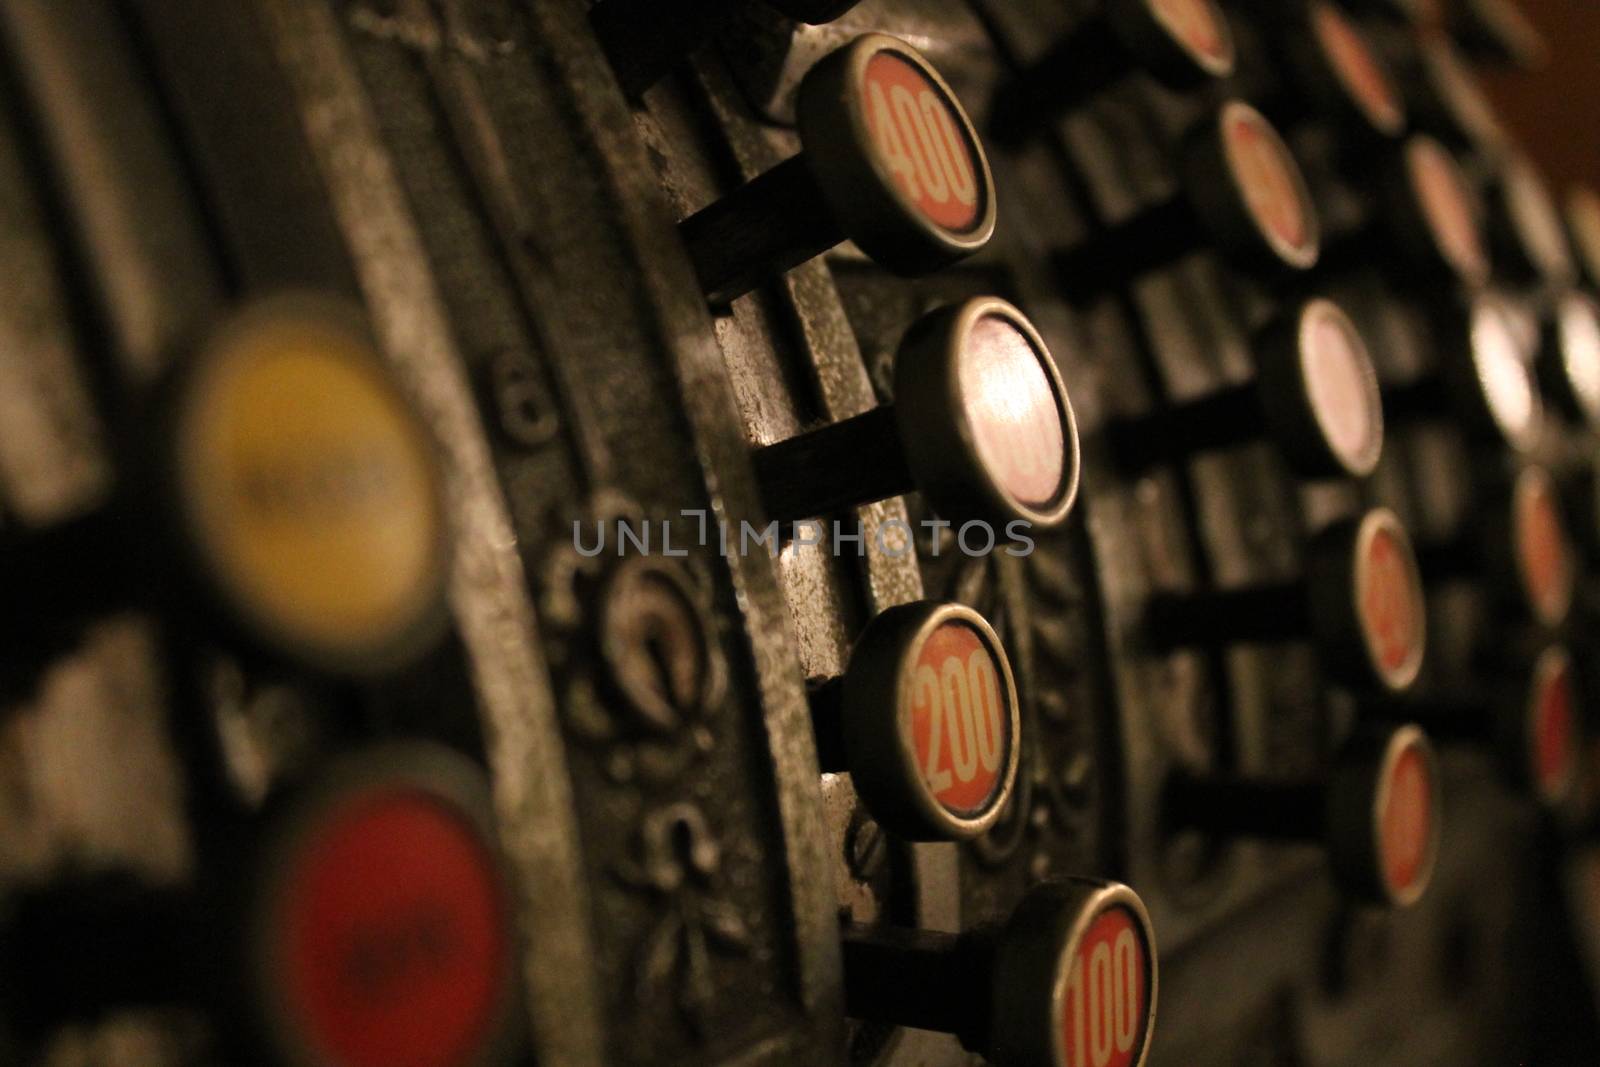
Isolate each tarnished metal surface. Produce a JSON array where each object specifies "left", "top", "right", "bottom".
[{"left": 0, "top": 0, "right": 1593, "bottom": 1065}]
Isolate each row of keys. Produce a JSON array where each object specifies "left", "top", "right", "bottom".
[
  {"left": 22, "top": 671, "right": 1587, "bottom": 1067},
  {"left": 0, "top": 7, "right": 1580, "bottom": 1067},
  {"left": 104, "top": 696, "right": 1572, "bottom": 1067},
  {"left": 587, "top": 0, "right": 1509, "bottom": 160},
  {"left": 582, "top": 8, "right": 1589, "bottom": 1067},
  {"left": 821, "top": 512, "right": 1577, "bottom": 847},
  {"left": 1101, "top": 279, "right": 1593, "bottom": 486},
  {"left": 1325, "top": 0, "right": 1546, "bottom": 69},
  {"left": 587, "top": 0, "right": 1564, "bottom": 305},
  {"left": 660, "top": 21, "right": 1564, "bottom": 331},
  {"left": 7, "top": 288, "right": 1570, "bottom": 721},
  {"left": 29, "top": 714, "right": 1556, "bottom": 1067},
  {"left": 744, "top": 284, "right": 1582, "bottom": 538},
  {"left": 820, "top": 496, "right": 1582, "bottom": 843}
]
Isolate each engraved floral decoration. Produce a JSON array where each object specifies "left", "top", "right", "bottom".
[
  {"left": 541, "top": 493, "right": 725, "bottom": 787},
  {"left": 614, "top": 803, "right": 752, "bottom": 1034}
]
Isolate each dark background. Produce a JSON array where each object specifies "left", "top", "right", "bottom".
[{"left": 1478, "top": 1, "right": 1600, "bottom": 190}]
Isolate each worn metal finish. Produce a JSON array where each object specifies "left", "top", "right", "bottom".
[
  {"left": 0, "top": 0, "right": 1593, "bottom": 1065},
  {"left": 247, "top": 2, "right": 608, "bottom": 1062}
]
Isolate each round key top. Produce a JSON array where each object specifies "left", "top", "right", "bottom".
[
  {"left": 1414, "top": 463, "right": 1576, "bottom": 628},
  {"left": 1255, "top": 2, "right": 1406, "bottom": 147},
  {"left": 754, "top": 298, "right": 1079, "bottom": 530},
  {"left": 1054, "top": 101, "right": 1320, "bottom": 297},
  {"left": 1465, "top": 297, "right": 1544, "bottom": 452},
  {"left": 1356, "top": 725, "right": 1440, "bottom": 907},
  {"left": 1512, "top": 465, "right": 1577, "bottom": 628},
  {"left": 1306, "top": 2, "right": 1407, "bottom": 140},
  {"left": 247, "top": 745, "right": 518, "bottom": 1067},
  {"left": 166, "top": 296, "right": 450, "bottom": 675},
  {"left": 1131, "top": 0, "right": 1236, "bottom": 79},
  {"left": 1342, "top": 511, "right": 1430, "bottom": 692},
  {"left": 1568, "top": 187, "right": 1600, "bottom": 287},
  {"left": 1540, "top": 291, "right": 1600, "bottom": 430},
  {"left": 1526, "top": 647, "right": 1581, "bottom": 807},
  {"left": 812, "top": 601, "right": 1021, "bottom": 840},
  {"left": 1388, "top": 295, "right": 1544, "bottom": 453},
  {"left": 1146, "top": 508, "right": 1427, "bottom": 693},
  {"left": 1168, "top": 724, "right": 1441, "bottom": 906},
  {"left": 1215, "top": 102, "right": 1322, "bottom": 269},
  {"left": 1107, "top": 298, "right": 1383, "bottom": 479},
  {"left": 680, "top": 34, "right": 995, "bottom": 306},
  {"left": 1387, "top": 135, "right": 1492, "bottom": 288},
  {"left": 0, "top": 295, "right": 450, "bottom": 701},
  {"left": 988, "top": 0, "right": 1234, "bottom": 143},
  {"left": 842, "top": 879, "right": 1158, "bottom": 1067},
  {"left": 589, "top": 0, "right": 863, "bottom": 100},
  {"left": 1488, "top": 156, "right": 1577, "bottom": 287}
]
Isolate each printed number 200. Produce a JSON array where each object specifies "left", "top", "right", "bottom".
[{"left": 915, "top": 651, "right": 1003, "bottom": 791}]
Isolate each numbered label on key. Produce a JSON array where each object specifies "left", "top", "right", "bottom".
[
  {"left": 1312, "top": 2, "right": 1404, "bottom": 136},
  {"left": 1408, "top": 137, "right": 1489, "bottom": 285},
  {"left": 1378, "top": 736, "right": 1435, "bottom": 902},
  {"left": 1515, "top": 467, "right": 1576, "bottom": 627},
  {"left": 1472, "top": 300, "right": 1543, "bottom": 452},
  {"left": 1356, "top": 515, "right": 1425, "bottom": 692},
  {"left": 959, "top": 313, "right": 1072, "bottom": 510},
  {"left": 175, "top": 298, "right": 448, "bottom": 673},
  {"left": 863, "top": 52, "right": 983, "bottom": 234},
  {"left": 905, "top": 619, "right": 1011, "bottom": 816},
  {"left": 1531, "top": 649, "right": 1579, "bottom": 805},
  {"left": 1060, "top": 906, "right": 1150, "bottom": 1067},
  {"left": 1149, "top": 0, "right": 1232, "bottom": 69},
  {"left": 269, "top": 787, "right": 510, "bottom": 1067},
  {"left": 1303, "top": 301, "right": 1383, "bottom": 477},
  {"left": 1223, "top": 104, "right": 1316, "bottom": 265}
]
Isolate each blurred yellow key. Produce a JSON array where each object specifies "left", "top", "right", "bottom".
[{"left": 170, "top": 295, "right": 448, "bottom": 674}]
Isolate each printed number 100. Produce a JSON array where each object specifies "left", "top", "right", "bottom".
[{"left": 1065, "top": 928, "right": 1141, "bottom": 1067}]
